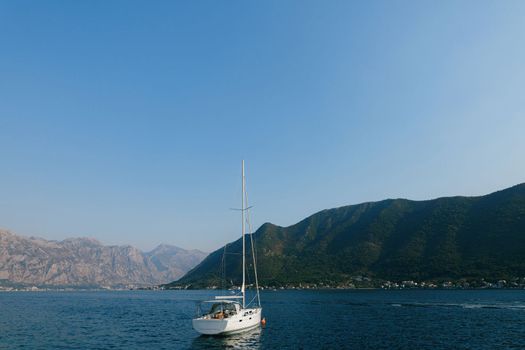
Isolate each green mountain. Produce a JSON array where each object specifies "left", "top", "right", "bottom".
[{"left": 167, "top": 183, "right": 525, "bottom": 288}]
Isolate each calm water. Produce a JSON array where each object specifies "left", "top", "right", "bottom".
[{"left": 0, "top": 289, "right": 524, "bottom": 349}]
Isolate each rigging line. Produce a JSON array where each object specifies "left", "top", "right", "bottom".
[
  {"left": 220, "top": 243, "right": 227, "bottom": 292},
  {"left": 217, "top": 245, "right": 223, "bottom": 285},
  {"left": 249, "top": 227, "right": 261, "bottom": 307},
  {"left": 244, "top": 182, "right": 261, "bottom": 307}
]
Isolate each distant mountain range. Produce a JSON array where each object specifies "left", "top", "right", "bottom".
[
  {"left": 0, "top": 230, "right": 207, "bottom": 288},
  {"left": 169, "top": 183, "right": 525, "bottom": 288}
]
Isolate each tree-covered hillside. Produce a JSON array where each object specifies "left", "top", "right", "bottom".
[{"left": 167, "top": 183, "right": 525, "bottom": 288}]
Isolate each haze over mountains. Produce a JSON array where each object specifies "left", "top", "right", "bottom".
[
  {"left": 172, "top": 183, "right": 525, "bottom": 288},
  {"left": 4, "top": 183, "right": 524, "bottom": 289},
  {"left": 0, "top": 230, "right": 207, "bottom": 288}
]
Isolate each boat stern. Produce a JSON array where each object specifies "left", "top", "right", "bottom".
[{"left": 192, "top": 318, "right": 229, "bottom": 335}]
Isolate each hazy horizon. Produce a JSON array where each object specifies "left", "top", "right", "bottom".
[
  {"left": 1, "top": 181, "right": 522, "bottom": 253},
  {"left": 1, "top": 1, "right": 524, "bottom": 251}
]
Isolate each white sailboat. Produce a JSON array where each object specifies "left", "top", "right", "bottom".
[{"left": 192, "top": 160, "right": 263, "bottom": 335}]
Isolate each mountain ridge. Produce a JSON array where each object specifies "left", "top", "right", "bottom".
[
  {"left": 170, "top": 183, "right": 525, "bottom": 288},
  {"left": 0, "top": 230, "right": 207, "bottom": 288}
]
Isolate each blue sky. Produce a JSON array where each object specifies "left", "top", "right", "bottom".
[{"left": 1, "top": 1, "right": 524, "bottom": 252}]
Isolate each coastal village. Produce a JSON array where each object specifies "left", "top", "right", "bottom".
[
  {"left": 163, "top": 276, "right": 525, "bottom": 291},
  {"left": 6, "top": 278, "right": 525, "bottom": 292}
]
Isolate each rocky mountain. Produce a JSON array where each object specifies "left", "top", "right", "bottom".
[
  {"left": 0, "top": 231, "right": 207, "bottom": 288},
  {"left": 146, "top": 244, "right": 208, "bottom": 282},
  {"left": 169, "top": 183, "right": 525, "bottom": 288}
]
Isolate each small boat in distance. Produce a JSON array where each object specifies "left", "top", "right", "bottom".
[{"left": 192, "top": 161, "right": 262, "bottom": 335}]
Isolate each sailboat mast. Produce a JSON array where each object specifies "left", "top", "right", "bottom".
[{"left": 241, "top": 160, "right": 246, "bottom": 308}]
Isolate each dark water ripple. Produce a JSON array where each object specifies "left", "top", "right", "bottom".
[{"left": 0, "top": 290, "right": 524, "bottom": 349}]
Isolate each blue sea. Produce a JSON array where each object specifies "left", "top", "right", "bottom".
[{"left": 0, "top": 289, "right": 524, "bottom": 349}]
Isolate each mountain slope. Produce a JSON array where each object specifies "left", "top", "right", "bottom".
[
  {"left": 0, "top": 231, "right": 207, "bottom": 287},
  {"left": 146, "top": 244, "right": 207, "bottom": 281},
  {"left": 170, "top": 183, "right": 525, "bottom": 287}
]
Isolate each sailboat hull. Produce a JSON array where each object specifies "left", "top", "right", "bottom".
[{"left": 192, "top": 307, "right": 262, "bottom": 335}]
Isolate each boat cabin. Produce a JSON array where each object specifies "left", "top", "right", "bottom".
[{"left": 199, "top": 300, "right": 241, "bottom": 320}]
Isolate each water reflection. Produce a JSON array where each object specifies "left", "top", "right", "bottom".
[{"left": 190, "top": 327, "right": 262, "bottom": 349}]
